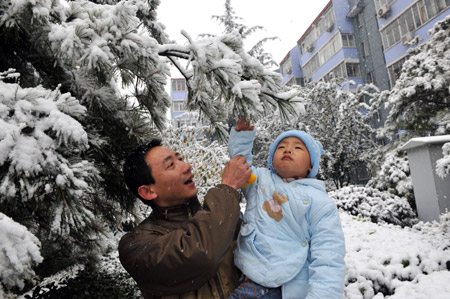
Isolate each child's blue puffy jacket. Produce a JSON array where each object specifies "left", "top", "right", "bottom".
[{"left": 229, "top": 128, "right": 346, "bottom": 299}]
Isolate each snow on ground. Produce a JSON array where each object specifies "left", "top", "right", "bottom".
[{"left": 341, "top": 212, "right": 450, "bottom": 299}]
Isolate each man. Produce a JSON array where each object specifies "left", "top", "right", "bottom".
[{"left": 119, "top": 139, "right": 251, "bottom": 298}]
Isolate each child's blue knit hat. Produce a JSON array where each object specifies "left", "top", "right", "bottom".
[{"left": 268, "top": 130, "right": 325, "bottom": 178}]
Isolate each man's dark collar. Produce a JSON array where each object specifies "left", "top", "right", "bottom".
[{"left": 151, "top": 197, "right": 201, "bottom": 221}]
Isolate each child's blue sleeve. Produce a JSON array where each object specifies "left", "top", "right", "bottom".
[{"left": 228, "top": 127, "right": 256, "bottom": 166}]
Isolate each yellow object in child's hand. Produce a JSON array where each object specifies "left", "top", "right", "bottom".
[{"left": 243, "top": 173, "right": 257, "bottom": 188}]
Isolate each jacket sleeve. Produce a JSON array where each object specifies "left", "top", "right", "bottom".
[
  {"left": 306, "top": 196, "right": 346, "bottom": 299},
  {"left": 228, "top": 127, "right": 259, "bottom": 199},
  {"left": 118, "top": 184, "right": 241, "bottom": 297},
  {"left": 228, "top": 127, "right": 256, "bottom": 165}
]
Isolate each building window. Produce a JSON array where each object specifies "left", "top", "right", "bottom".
[
  {"left": 361, "top": 41, "right": 370, "bottom": 57},
  {"left": 303, "top": 32, "right": 344, "bottom": 79},
  {"left": 300, "top": 5, "right": 336, "bottom": 54},
  {"left": 330, "top": 61, "right": 346, "bottom": 79},
  {"left": 303, "top": 32, "right": 358, "bottom": 80},
  {"left": 346, "top": 63, "right": 361, "bottom": 78},
  {"left": 342, "top": 34, "right": 356, "bottom": 47},
  {"left": 387, "top": 56, "right": 408, "bottom": 87},
  {"left": 171, "top": 79, "right": 186, "bottom": 92},
  {"left": 325, "top": 60, "right": 361, "bottom": 81},
  {"left": 366, "top": 72, "right": 374, "bottom": 84},
  {"left": 282, "top": 57, "right": 292, "bottom": 75},
  {"left": 380, "top": 0, "right": 449, "bottom": 50},
  {"left": 173, "top": 101, "right": 185, "bottom": 112}
]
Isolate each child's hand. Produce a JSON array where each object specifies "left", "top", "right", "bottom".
[
  {"left": 242, "top": 173, "right": 257, "bottom": 188},
  {"left": 236, "top": 116, "right": 254, "bottom": 132}
]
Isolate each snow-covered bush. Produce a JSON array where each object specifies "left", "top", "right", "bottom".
[
  {"left": 367, "top": 147, "right": 415, "bottom": 209},
  {"left": 0, "top": 213, "right": 43, "bottom": 293},
  {"left": 164, "top": 125, "right": 229, "bottom": 199},
  {"left": 330, "top": 185, "right": 417, "bottom": 227},
  {"left": 436, "top": 142, "right": 450, "bottom": 179}
]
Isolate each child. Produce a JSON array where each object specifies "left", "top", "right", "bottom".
[{"left": 229, "top": 117, "right": 346, "bottom": 299}]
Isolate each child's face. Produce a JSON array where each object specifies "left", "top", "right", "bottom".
[{"left": 272, "top": 137, "right": 312, "bottom": 179}]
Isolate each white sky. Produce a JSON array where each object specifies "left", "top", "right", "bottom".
[{"left": 157, "top": 0, "right": 331, "bottom": 69}]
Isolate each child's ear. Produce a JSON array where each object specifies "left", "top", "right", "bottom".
[{"left": 138, "top": 185, "right": 157, "bottom": 201}]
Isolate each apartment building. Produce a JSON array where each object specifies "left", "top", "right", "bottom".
[
  {"left": 170, "top": 78, "right": 202, "bottom": 128},
  {"left": 280, "top": 0, "right": 450, "bottom": 90},
  {"left": 375, "top": 0, "right": 449, "bottom": 87},
  {"left": 280, "top": 0, "right": 449, "bottom": 130},
  {"left": 281, "top": 0, "right": 363, "bottom": 89}
]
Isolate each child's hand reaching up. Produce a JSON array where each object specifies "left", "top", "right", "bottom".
[
  {"left": 236, "top": 116, "right": 254, "bottom": 131},
  {"left": 234, "top": 116, "right": 256, "bottom": 188}
]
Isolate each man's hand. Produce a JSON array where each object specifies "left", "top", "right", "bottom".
[
  {"left": 221, "top": 155, "right": 252, "bottom": 190},
  {"left": 235, "top": 116, "right": 254, "bottom": 132}
]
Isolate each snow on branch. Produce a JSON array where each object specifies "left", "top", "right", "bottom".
[
  {"left": 158, "top": 30, "right": 302, "bottom": 132},
  {"left": 0, "top": 213, "right": 43, "bottom": 291},
  {"left": 0, "top": 78, "right": 100, "bottom": 201}
]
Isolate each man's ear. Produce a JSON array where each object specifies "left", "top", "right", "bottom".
[{"left": 138, "top": 185, "right": 157, "bottom": 201}]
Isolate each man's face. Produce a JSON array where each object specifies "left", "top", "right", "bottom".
[
  {"left": 144, "top": 146, "right": 197, "bottom": 207},
  {"left": 272, "top": 137, "right": 312, "bottom": 179}
]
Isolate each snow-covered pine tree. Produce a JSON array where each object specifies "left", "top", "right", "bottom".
[
  {"left": 379, "top": 15, "right": 450, "bottom": 140},
  {"left": 0, "top": 69, "right": 104, "bottom": 276},
  {"left": 301, "top": 77, "right": 379, "bottom": 188},
  {"left": 208, "top": 0, "right": 280, "bottom": 68},
  {"left": 0, "top": 0, "right": 301, "bottom": 286}
]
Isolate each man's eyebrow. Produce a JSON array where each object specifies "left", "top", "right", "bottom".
[{"left": 162, "top": 155, "right": 173, "bottom": 164}]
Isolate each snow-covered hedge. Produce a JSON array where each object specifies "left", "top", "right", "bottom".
[
  {"left": 0, "top": 213, "right": 43, "bottom": 294},
  {"left": 330, "top": 185, "right": 417, "bottom": 227}
]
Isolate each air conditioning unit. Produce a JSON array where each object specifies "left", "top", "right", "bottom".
[
  {"left": 326, "top": 23, "right": 334, "bottom": 32},
  {"left": 306, "top": 44, "right": 314, "bottom": 52},
  {"left": 401, "top": 32, "right": 415, "bottom": 45},
  {"left": 377, "top": 4, "right": 391, "bottom": 18}
]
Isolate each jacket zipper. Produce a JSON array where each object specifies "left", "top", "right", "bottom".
[{"left": 213, "top": 275, "right": 225, "bottom": 299}]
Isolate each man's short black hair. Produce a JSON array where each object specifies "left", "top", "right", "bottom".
[{"left": 123, "top": 139, "right": 162, "bottom": 206}]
